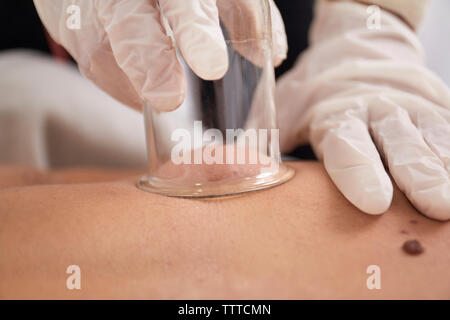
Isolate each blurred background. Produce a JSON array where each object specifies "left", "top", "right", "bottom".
[
  {"left": 0, "top": 0, "right": 449, "bottom": 169},
  {"left": 418, "top": 0, "right": 450, "bottom": 85}
]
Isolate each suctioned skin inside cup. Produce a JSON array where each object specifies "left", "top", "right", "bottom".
[
  {"left": 138, "top": 144, "right": 294, "bottom": 198},
  {"left": 157, "top": 144, "right": 272, "bottom": 181}
]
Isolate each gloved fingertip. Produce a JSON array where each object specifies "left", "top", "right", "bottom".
[
  {"left": 344, "top": 179, "right": 393, "bottom": 215},
  {"left": 144, "top": 92, "right": 186, "bottom": 112},
  {"left": 426, "top": 210, "right": 450, "bottom": 222},
  {"left": 189, "top": 47, "right": 229, "bottom": 81},
  {"left": 411, "top": 188, "right": 450, "bottom": 221},
  {"left": 273, "top": 32, "right": 288, "bottom": 67},
  {"left": 273, "top": 52, "right": 287, "bottom": 68},
  {"left": 325, "top": 163, "right": 394, "bottom": 215},
  {"left": 356, "top": 188, "right": 393, "bottom": 215}
]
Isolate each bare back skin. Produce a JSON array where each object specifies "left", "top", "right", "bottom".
[{"left": 0, "top": 162, "right": 449, "bottom": 299}]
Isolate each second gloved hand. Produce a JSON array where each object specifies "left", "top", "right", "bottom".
[
  {"left": 276, "top": 0, "right": 450, "bottom": 220},
  {"left": 34, "top": 0, "right": 287, "bottom": 111}
]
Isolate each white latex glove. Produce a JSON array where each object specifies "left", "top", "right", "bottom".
[
  {"left": 277, "top": 0, "right": 450, "bottom": 220},
  {"left": 33, "top": 0, "right": 287, "bottom": 111}
]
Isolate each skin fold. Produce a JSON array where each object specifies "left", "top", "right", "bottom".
[{"left": 0, "top": 162, "right": 449, "bottom": 299}]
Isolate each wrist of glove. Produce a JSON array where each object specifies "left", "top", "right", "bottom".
[{"left": 276, "top": 0, "right": 450, "bottom": 220}]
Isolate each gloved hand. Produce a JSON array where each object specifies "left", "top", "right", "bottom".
[
  {"left": 276, "top": 0, "right": 450, "bottom": 220},
  {"left": 33, "top": 0, "right": 287, "bottom": 111}
]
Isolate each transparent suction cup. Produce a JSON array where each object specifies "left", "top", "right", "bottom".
[{"left": 137, "top": 0, "right": 294, "bottom": 198}]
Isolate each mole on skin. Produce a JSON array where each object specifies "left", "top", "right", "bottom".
[{"left": 402, "top": 239, "right": 424, "bottom": 255}]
